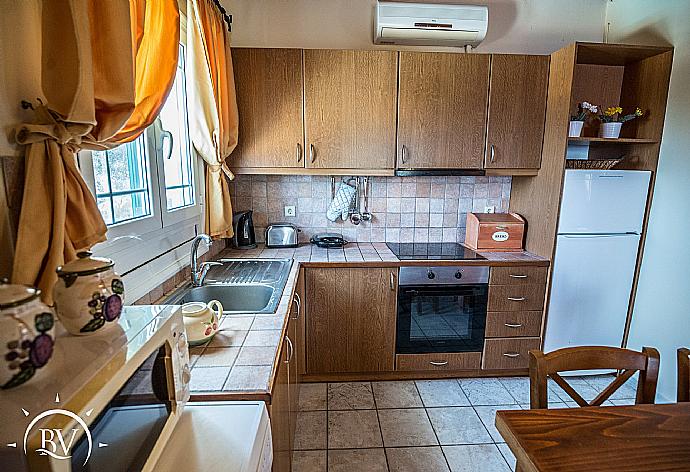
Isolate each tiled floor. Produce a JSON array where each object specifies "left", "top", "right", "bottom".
[{"left": 291, "top": 375, "right": 638, "bottom": 472}]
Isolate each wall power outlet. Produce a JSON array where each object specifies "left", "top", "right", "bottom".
[
  {"left": 284, "top": 205, "right": 296, "bottom": 217},
  {"left": 484, "top": 205, "right": 496, "bottom": 214}
]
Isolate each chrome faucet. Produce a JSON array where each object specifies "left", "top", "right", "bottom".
[{"left": 190, "top": 234, "right": 221, "bottom": 286}]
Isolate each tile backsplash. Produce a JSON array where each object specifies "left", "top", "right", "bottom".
[{"left": 229, "top": 175, "right": 511, "bottom": 244}]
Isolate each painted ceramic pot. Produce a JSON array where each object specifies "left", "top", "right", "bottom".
[
  {"left": 181, "top": 300, "right": 223, "bottom": 346},
  {"left": 53, "top": 251, "right": 125, "bottom": 336},
  {"left": 0, "top": 280, "right": 56, "bottom": 389}
]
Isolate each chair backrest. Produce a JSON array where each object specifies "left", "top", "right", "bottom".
[
  {"left": 528, "top": 346, "right": 660, "bottom": 409},
  {"left": 678, "top": 348, "right": 690, "bottom": 402}
]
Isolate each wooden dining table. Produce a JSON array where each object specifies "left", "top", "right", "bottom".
[{"left": 495, "top": 402, "right": 690, "bottom": 472}]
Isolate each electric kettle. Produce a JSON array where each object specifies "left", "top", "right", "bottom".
[{"left": 232, "top": 210, "right": 257, "bottom": 249}]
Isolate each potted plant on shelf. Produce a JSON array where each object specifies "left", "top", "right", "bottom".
[
  {"left": 569, "top": 102, "right": 598, "bottom": 137},
  {"left": 597, "top": 106, "right": 644, "bottom": 138}
]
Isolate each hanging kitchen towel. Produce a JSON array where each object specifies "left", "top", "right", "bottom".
[{"left": 327, "top": 181, "right": 356, "bottom": 222}]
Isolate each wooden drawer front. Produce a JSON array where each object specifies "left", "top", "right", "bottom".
[
  {"left": 482, "top": 337, "right": 541, "bottom": 370},
  {"left": 487, "top": 284, "right": 546, "bottom": 312},
  {"left": 485, "top": 311, "right": 542, "bottom": 338},
  {"left": 396, "top": 353, "right": 482, "bottom": 371},
  {"left": 490, "top": 266, "right": 548, "bottom": 286}
]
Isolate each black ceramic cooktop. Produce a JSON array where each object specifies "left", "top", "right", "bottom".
[{"left": 386, "top": 243, "right": 486, "bottom": 261}]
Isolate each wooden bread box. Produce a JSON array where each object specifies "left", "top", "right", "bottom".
[{"left": 465, "top": 212, "right": 525, "bottom": 251}]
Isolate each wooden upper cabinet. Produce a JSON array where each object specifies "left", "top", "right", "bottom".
[
  {"left": 485, "top": 54, "right": 549, "bottom": 170},
  {"left": 398, "top": 52, "right": 490, "bottom": 169},
  {"left": 230, "top": 48, "right": 304, "bottom": 168},
  {"left": 304, "top": 50, "right": 398, "bottom": 170}
]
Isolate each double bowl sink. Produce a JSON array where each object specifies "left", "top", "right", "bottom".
[{"left": 165, "top": 259, "right": 292, "bottom": 314}]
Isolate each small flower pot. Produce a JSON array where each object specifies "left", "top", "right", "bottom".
[
  {"left": 568, "top": 120, "right": 585, "bottom": 137},
  {"left": 599, "top": 122, "right": 623, "bottom": 139}
]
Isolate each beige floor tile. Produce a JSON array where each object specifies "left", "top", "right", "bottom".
[
  {"left": 299, "top": 383, "right": 328, "bottom": 411},
  {"left": 415, "top": 380, "right": 470, "bottom": 407},
  {"left": 291, "top": 450, "right": 327, "bottom": 472},
  {"left": 386, "top": 446, "right": 450, "bottom": 472},
  {"left": 328, "top": 449, "right": 388, "bottom": 472},
  {"left": 497, "top": 443, "right": 517, "bottom": 471},
  {"left": 426, "top": 407, "right": 493, "bottom": 445},
  {"left": 328, "top": 410, "right": 383, "bottom": 449},
  {"left": 294, "top": 411, "right": 327, "bottom": 450},
  {"left": 378, "top": 408, "right": 438, "bottom": 447},
  {"left": 373, "top": 381, "right": 423, "bottom": 408},
  {"left": 473, "top": 405, "right": 522, "bottom": 443},
  {"left": 328, "top": 382, "right": 376, "bottom": 410},
  {"left": 458, "top": 378, "right": 516, "bottom": 406},
  {"left": 443, "top": 444, "right": 511, "bottom": 472}
]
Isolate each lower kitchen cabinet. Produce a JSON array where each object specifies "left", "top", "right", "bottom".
[
  {"left": 482, "top": 337, "right": 541, "bottom": 370},
  {"left": 271, "top": 314, "right": 301, "bottom": 472},
  {"left": 396, "top": 352, "right": 482, "bottom": 371},
  {"left": 305, "top": 267, "right": 398, "bottom": 374},
  {"left": 270, "top": 338, "right": 291, "bottom": 472}
]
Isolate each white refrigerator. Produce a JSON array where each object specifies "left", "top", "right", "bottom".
[{"left": 543, "top": 169, "right": 651, "bottom": 353}]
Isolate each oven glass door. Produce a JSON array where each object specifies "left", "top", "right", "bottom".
[
  {"left": 71, "top": 344, "right": 172, "bottom": 471},
  {"left": 396, "top": 284, "right": 487, "bottom": 354}
]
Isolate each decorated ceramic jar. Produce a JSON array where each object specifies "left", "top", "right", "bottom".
[
  {"left": 53, "top": 251, "right": 125, "bottom": 336},
  {"left": 181, "top": 300, "right": 223, "bottom": 346},
  {"left": 0, "top": 280, "right": 56, "bottom": 389}
]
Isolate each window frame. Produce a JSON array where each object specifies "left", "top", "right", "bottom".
[{"left": 77, "top": 22, "right": 208, "bottom": 302}]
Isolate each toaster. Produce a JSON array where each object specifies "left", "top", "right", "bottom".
[{"left": 265, "top": 223, "right": 300, "bottom": 248}]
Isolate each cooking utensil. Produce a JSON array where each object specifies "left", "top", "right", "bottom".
[{"left": 361, "top": 176, "right": 372, "bottom": 221}]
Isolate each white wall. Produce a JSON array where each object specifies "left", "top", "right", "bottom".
[
  {"left": 606, "top": 0, "right": 690, "bottom": 402},
  {"left": 222, "top": 0, "right": 606, "bottom": 54}
]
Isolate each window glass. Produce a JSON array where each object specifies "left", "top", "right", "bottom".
[
  {"left": 159, "top": 44, "right": 195, "bottom": 211},
  {"left": 92, "top": 136, "right": 152, "bottom": 226}
]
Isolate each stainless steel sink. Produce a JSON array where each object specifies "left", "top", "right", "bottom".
[{"left": 165, "top": 259, "right": 292, "bottom": 314}]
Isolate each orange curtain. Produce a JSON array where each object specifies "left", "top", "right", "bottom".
[
  {"left": 187, "top": 0, "right": 239, "bottom": 239},
  {"left": 12, "top": 0, "right": 179, "bottom": 303}
]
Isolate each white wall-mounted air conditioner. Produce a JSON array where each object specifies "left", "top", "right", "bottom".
[{"left": 374, "top": 1, "right": 488, "bottom": 49}]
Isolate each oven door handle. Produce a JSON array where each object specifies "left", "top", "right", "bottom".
[{"left": 429, "top": 361, "right": 449, "bottom": 366}]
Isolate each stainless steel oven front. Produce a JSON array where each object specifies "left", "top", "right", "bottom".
[{"left": 396, "top": 266, "right": 489, "bottom": 354}]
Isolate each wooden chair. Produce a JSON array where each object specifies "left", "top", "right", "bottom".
[
  {"left": 528, "top": 346, "right": 660, "bottom": 409},
  {"left": 678, "top": 348, "right": 690, "bottom": 402}
]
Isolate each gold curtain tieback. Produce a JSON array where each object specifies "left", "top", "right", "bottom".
[{"left": 14, "top": 104, "right": 92, "bottom": 153}]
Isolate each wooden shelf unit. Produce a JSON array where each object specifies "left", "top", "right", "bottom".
[
  {"left": 567, "top": 137, "right": 658, "bottom": 144},
  {"left": 509, "top": 41, "right": 673, "bottom": 349}
]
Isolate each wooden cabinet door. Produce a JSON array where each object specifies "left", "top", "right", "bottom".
[
  {"left": 294, "top": 269, "right": 306, "bottom": 378},
  {"left": 306, "top": 267, "right": 397, "bottom": 374},
  {"left": 231, "top": 48, "right": 304, "bottom": 169},
  {"left": 485, "top": 54, "right": 549, "bottom": 170},
  {"left": 304, "top": 50, "right": 398, "bottom": 170},
  {"left": 270, "top": 339, "right": 291, "bottom": 472},
  {"left": 398, "top": 52, "right": 490, "bottom": 169}
]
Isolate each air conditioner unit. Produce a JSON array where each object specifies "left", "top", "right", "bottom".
[{"left": 374, "top": 2, "right": 488, "bottom": 49}]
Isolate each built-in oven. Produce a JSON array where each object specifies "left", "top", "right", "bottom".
[{"left": 396, "top": 266, "right": 489, "bottom": 354}]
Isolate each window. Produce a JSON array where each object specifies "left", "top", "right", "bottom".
[
  {"left": 93, "top": 135, "right": 152, "bottom": 226},
  {"left": 159, "top": 45, "right": 195, "bottom": 212},
  {"left": 79, "top": 41, "right": 204, "bottom": 287}
]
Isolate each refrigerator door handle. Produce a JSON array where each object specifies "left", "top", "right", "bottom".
[{"left": 560, "top": 234, "right": 639, "bottom": 239}]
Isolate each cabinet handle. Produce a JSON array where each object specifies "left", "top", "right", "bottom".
[
  {"left": 504, "top": 323, "right": 523, "bottom": 328},
  {"left": 296, "top": 143, "right": 302, "bottom": 163},
  {"left": 401, "top": 144, "right": 408, "bottom": 165},
  {"left": 284, "top": 336, "right": 294, "bottom": 363},
  {"left": 503, "top": 352, "right": 520, "bottom": 358},
  {"left": 429, "top": 361, "right": 449, "bottom": 366},
  {"left": 291, "top": 293, "right": 301, "bottom": 320},
  {"left": 509, "top": 274, "right": 528, "bottom": 279},
  {"left": 508, "top": 297, "right": 526, "bottom": 301},
  {"left": 490, "top": 144, "right": 495, "bottom": 163},
  {"left": 309, "top": 143, "right": 316, "bottom": 163},
  {"left": 390, "top": 272, "right": 396, "bottom": 291}
]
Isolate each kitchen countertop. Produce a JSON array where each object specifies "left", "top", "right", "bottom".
[{"left": 188, "top": 243, "right": 549, "bottom": 401}]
